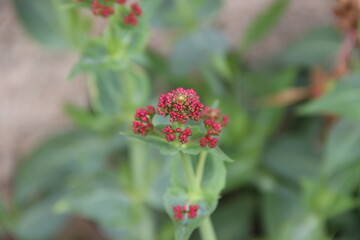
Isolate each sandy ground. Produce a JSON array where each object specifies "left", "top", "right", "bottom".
[{"left": 0, "top": 0, "right": 334, "bottom": 196}]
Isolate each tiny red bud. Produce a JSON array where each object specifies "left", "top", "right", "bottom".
[
  {"left": 124, "top": 14, "right": 138, "bottom": 26},
  {"left": 130, "top": 2, "right": 142, "bottom": 16}
]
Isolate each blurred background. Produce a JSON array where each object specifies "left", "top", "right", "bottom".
[
  {"left": 2, "top": 0, "right": 360, "bottom": 239},
  {"left": 0, "top": 0, "right": 333, "bottom": 196}
]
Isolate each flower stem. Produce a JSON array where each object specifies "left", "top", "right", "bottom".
[
  {"left": 180, "top": 151, "right": 198, "bottom": 195},
  {"left": 129, "top": 139, "right": 146, "bottom": 197},
  {"left": 195, "top": 150, "right": 208, "bottom": 189},
  {"left": 195, "top": 151, "right": 218, "bottom": 240},
  {"left": 180, "top": 151, "right": 217, "bottom": 240},
  {"left": 199, "top": 217, "right": 217, "bottom": 240}
]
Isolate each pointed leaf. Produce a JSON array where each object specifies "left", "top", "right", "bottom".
[
  {"left": 241, "top": 0, "right": 289, "bottom": 51},
  {"left": 209, "top": 147, "right": 233, "bottom": 162},
  {"left": 299, "top": 73, "right": 360, "bottom": 122}
]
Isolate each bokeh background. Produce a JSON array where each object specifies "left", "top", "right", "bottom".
[
  {"left": 3, "top": 0, "right": 359, "bottom": 240},
  {"left": 0, "top": 0, "right": 333, "bottom": 194}
]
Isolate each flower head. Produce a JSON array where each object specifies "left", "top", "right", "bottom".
[
  {"left": 90, "top": 1, "right": 115, "bottom": 18},
  {"left": 157, "top": 88, "right": 204, "bottom": 124},
  {"left": 130, "top": 3, "right": 142, "bottom": 16},
  {"left": 132, "top": 105, "right": 155, "bottom": 136},
  {"left": 132, "top": 89, "right": 228, "bottom": 148},
  {"left": 199, "top": 107, "right": 228, "bottom": 148},
  {"left": 124, "top": 14, "right": 138, "bottom": 26},
  {"left": 163, "top": 126, "right": 192, "bottom": 144},
  {"left": 81, "top": 0, "right": 142, "bottom": 23},
  {"left": 172, "top": 205, "right": 199, "bottom": 220}
]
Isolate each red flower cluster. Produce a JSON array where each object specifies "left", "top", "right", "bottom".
[
  {"left": 163, "top": 125, "right": 192, "bottom": 144},
  {"left": 123, "top": 3, "right": 142, "bottom": 26},
  {"left": 91, "top": 1, "right": 114, "bottom": 17},
  {"left": 132, "top": 88, "right": 228, "bottom": 148},
  {"left": 200, "top": 107, "right": 229, "bottom": 148},
  {"left": 84, "top": 0, "right": 142, "bottom": 26},
  {"left": 157, "top": 88, "right": 204, "bottom": 124},
  {"left": 132, "top": 106, "right": 155, "bottom": 136},
  {"left": 173, "top": 205, "right": 199, "bottom": 220}
]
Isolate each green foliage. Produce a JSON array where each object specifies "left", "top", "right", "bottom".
[
  {"left": 263, "top": 134, "right": 320, "bottom": 182},
  {"left": 122, "top": 131, "right": 232, "bottom": 164},
  {"left": 10, "top": 0, "right": 360, "bottom": 240},
  {"left": 12, "top": 0, "right": 89, "bottom": 49},
  {"left": 164, "top": 188, "right": 218, "bottom": 240},
  {"left": 241, "top": 0, "right": 289, "bottom": 51},
  {"left": 0, "top": 198, "right": 11, "bottom": 233},
  {"left": 212, "top": 194, "right": 254, "bottom": 240},
  {"left": 54, "top": 175, "right": 135, "bottom": 238},
  {"left": 13, "top": 195, "right": 68, "bottom": 240},
  {"left": 153, "top": 0, "right": 221, "bottom": 28},
  {"left": 300, "top": 73, "right": 360, "bottom": 122},
  {"left": 323, "top": 119, "right": 360, "bottom": 176},
  {"left": 278, "top": 28, "right": 341, "bottom": 69},
  {"left": 170, "top": 29, "right": 229, "bottom": 76},
  {"left": 14, "top": 130, "right": 123, "bottom": 206}
]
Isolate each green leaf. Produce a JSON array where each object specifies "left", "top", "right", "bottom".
[
  {"left": 208, "top": 147, "right": 233, "bottom": 162},
  {"left": 241, "top": 67, "right": 298, "bottom": 97},
  {"left": 14, "top": 130, "right": 123, "bottom": 206},
  {"left": 54, "top": 174, "right": 135, "bottom": 239},
  {"left": 12, "top": 0, "right": 88, "bottom": 49},
  {"left": 121, "top": 126, "right": 206, "bottom": 156},
  {"left": 0, "top": 198, "right": 11, "bottom": 232},
  {"left": 241, "top": 0, "right": 289, "bottom": 51},
  {"left": 13, "top": 195, "right": 68, "bottom": 240},
  {"left": 87, "top": 67, "right": 150, "bottom": 116},
  {"left": 212, "top": 194, "right": 254, "bottom": 240},
  {"left": 201, "top": 153, "right": 227, "bottom": 196},
  {"left": 152, "top": 0, "right": 221, "bottom": 28},
  {"left": 64, "top": 103, "right": 117, "bottom": 132},
  {"left": 299, "top": 73, "right": 360, "bottom": 122},
  {"left": 121, "top": 132, "right": 179, "bottom": 155},
  {"left": 261, "top": 185, "right": 303, "bottom": 238},
  {"left": 168, "top": 152, "right": 227, "bottom": 196},
  {"left": 170, "top": 29, "right": 228, "bottom": 76},
  {"left": 163, "top": 188, "right": 218, "bottom": 240},
  {"left": 278, "top": 214, "right": 326, "bottom": 240},
  {"left": 69, "top": 41, "right": 109, "bottom": 78},
  {"left": 323, "top": 119, "right": 360, "bottom": 176},
  {"left": 302, "top": 180, "right": 356, "bottom": 219},
  {"left": 278, "top": 27, "right": 341, "bottom": 68},
  {"left": 263, "top": 134, "right": 320, "bottom": 182}
]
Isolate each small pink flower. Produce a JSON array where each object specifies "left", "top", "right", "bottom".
[
  {"left": 157, "top": 88, "right": 204, "bottom": 124},
  {"left": 174, "top": 213, "right": 184, "bottom": 220},
  {"left": 200, "top": 135, "right": 218, "bottom": 148},
  {"left": 124, "top": 14, "right": 138, "bottom": 26},
  {"left": 130, "top": 2, "right": 142, "bottom": 16},
  {"left": 163, "top": 126, "right": 192, "bottom": 144},
  {"left": 132, "top": 106, "right": 155, "bottom": 136},
  {"left": 172, "top": 205, "right": 199, "bottom": 220},
  {"left": 199, "top": 107, "right": 229, "bottom": 148}
]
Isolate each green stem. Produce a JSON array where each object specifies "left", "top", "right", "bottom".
[
  {"left": 195, "top": 151, "right": 208, "bottom": 189},
  {"left": 129, "top": 140, "right": 155, "bottom": 240},
  {"left": 180, "top": 151, "right": 217, "bottom": 240},
  {"left": 129, "top": 139, "right": 146, "bottom": 200},
  {"left": 179, "top": 151, "right": 198, "bottom": 195},
  {"left": 195, "top": 151, "right": 218, "bottom": 240},
  {"left": 199, "top": 217, "right": 217, "bottom": 240}
]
